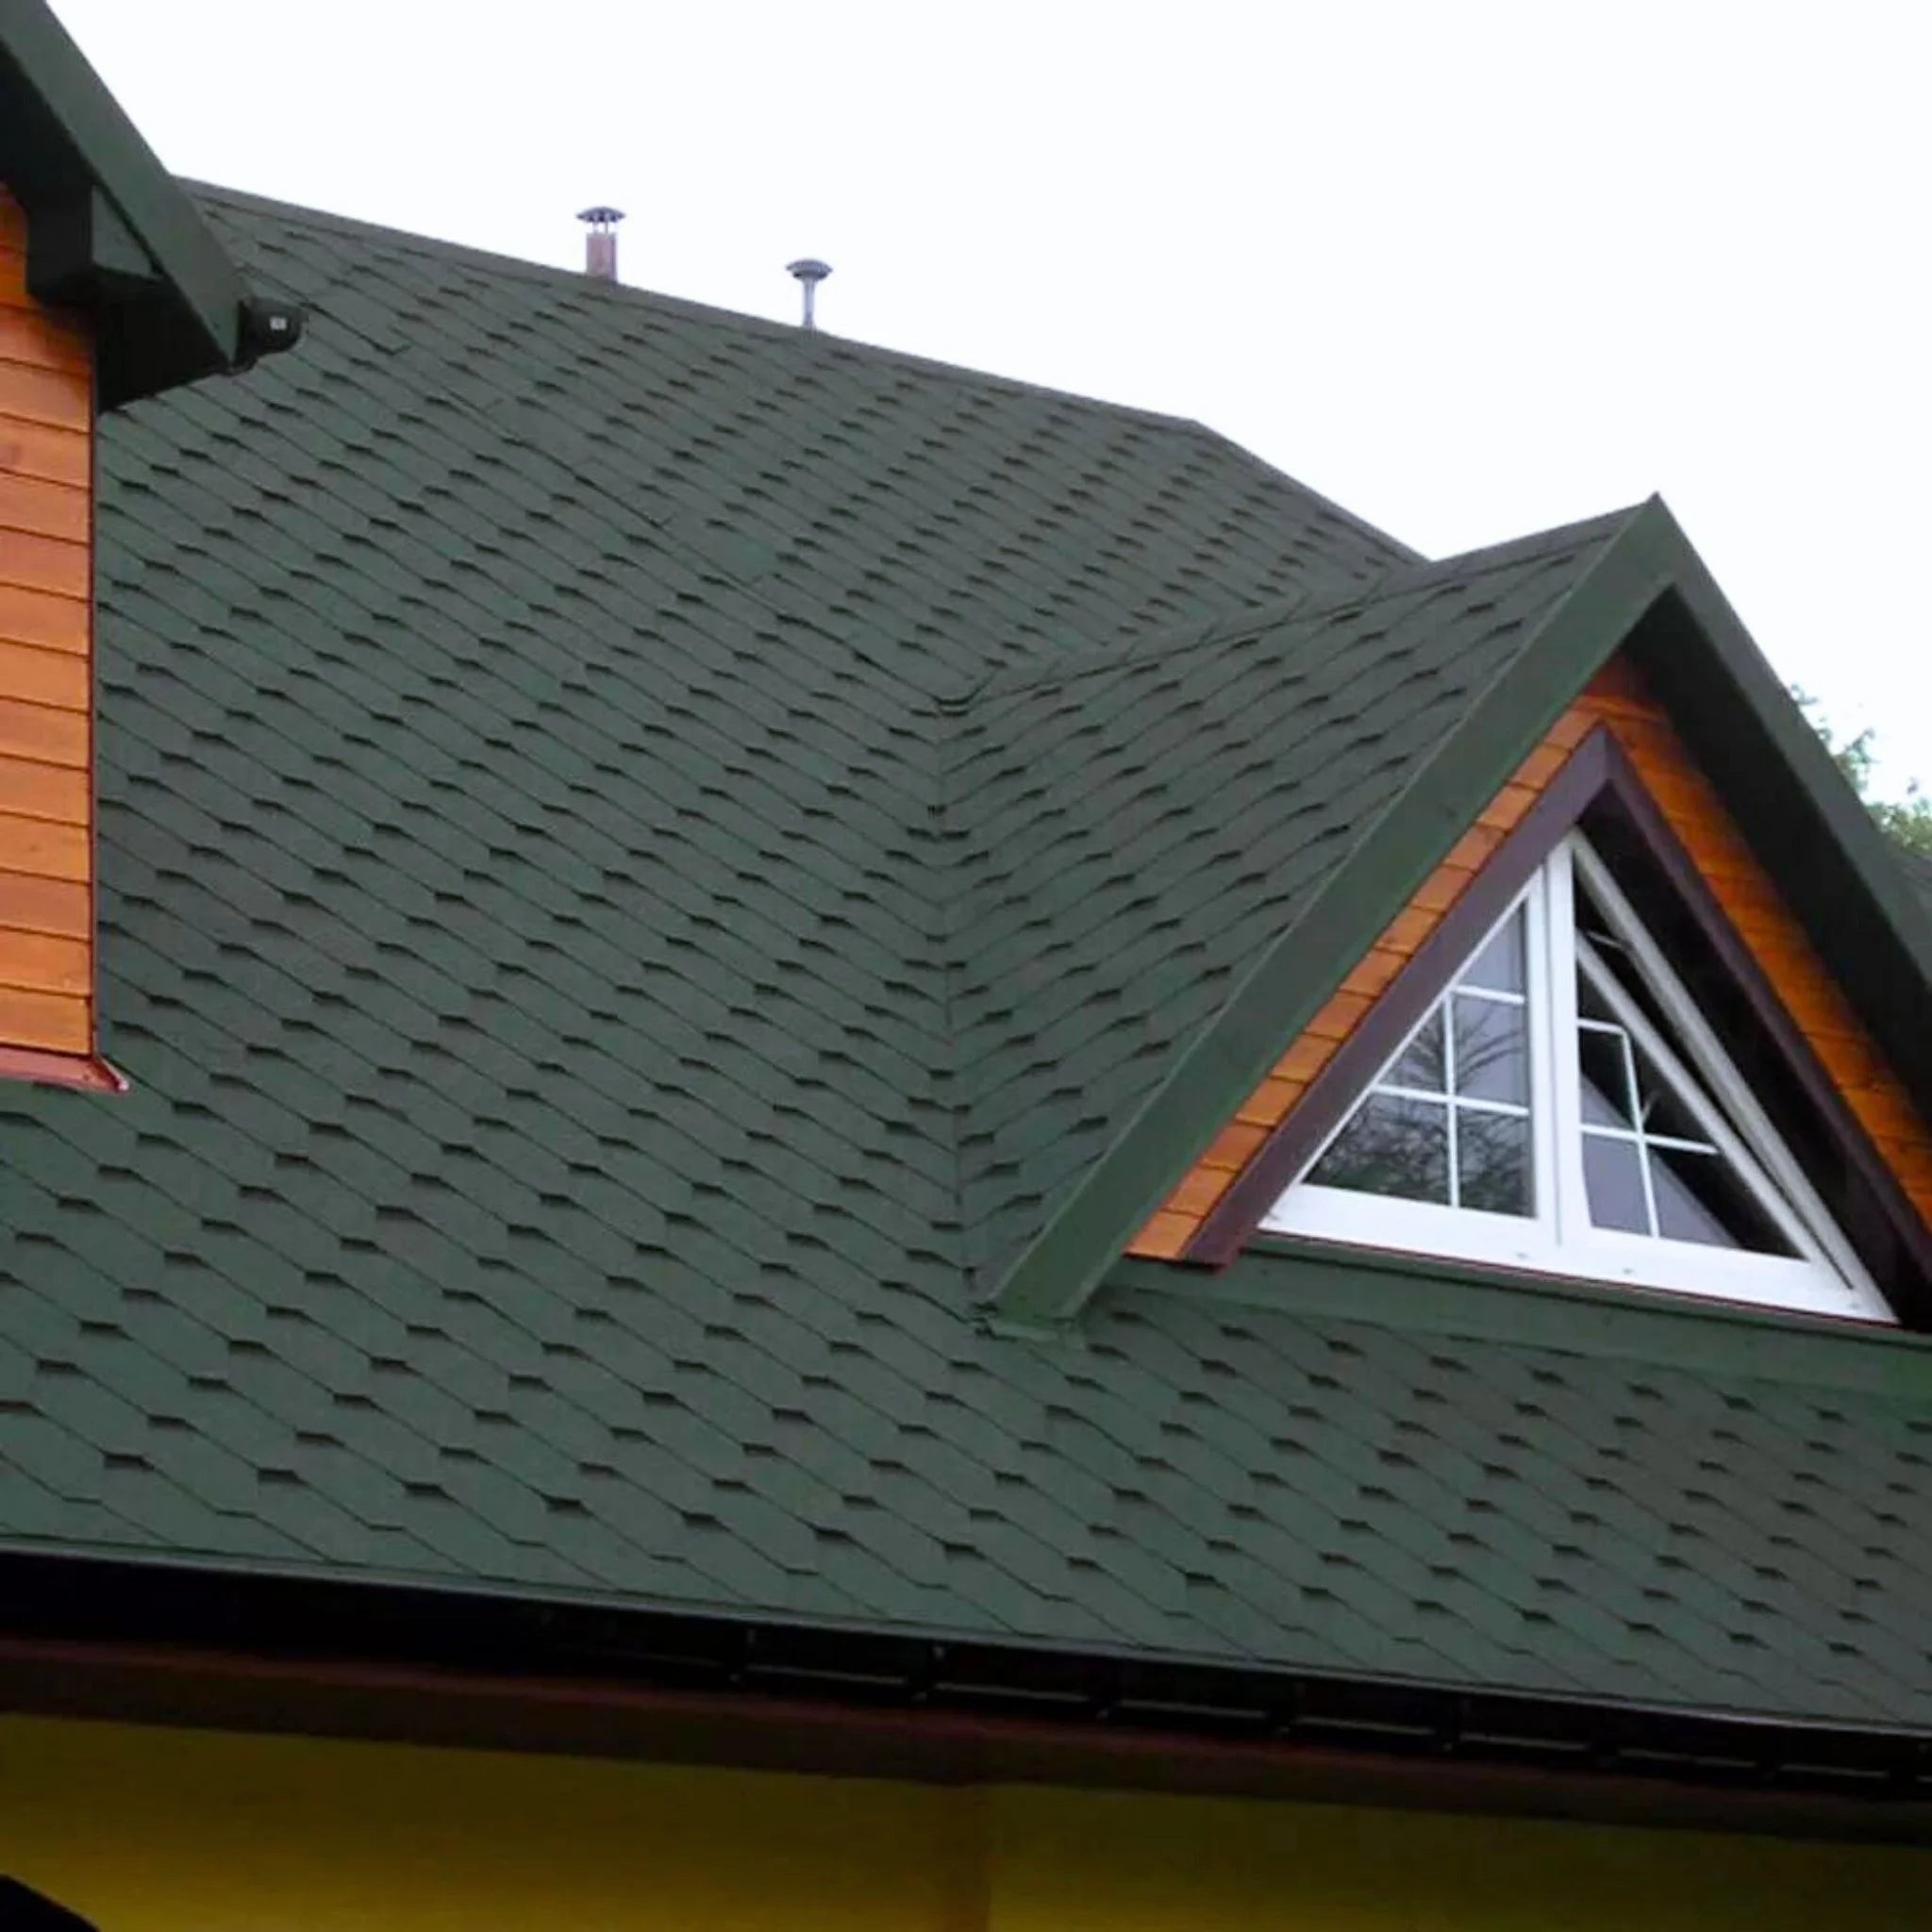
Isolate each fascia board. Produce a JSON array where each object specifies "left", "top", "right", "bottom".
[
  {"left": 0, "top": 0, "right": 245, "bottom": 381},
  {"left": 1637, "top": 515, "right": 1932, "bottom": 1052}
]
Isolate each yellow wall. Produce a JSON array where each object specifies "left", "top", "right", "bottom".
[
  {"left": 0, "top": 1714, "right": 1924, "bottom": 1932},
  {"left": 988, "top": 1784, "right": 1924, "bottom": 1932}
]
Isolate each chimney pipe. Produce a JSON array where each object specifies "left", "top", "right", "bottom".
[
  {"left": 786, "top": 258, "right": 831, "bottom": 329},
  {"left": 578, "top": 207, "right": 625, "bottom": 282}
]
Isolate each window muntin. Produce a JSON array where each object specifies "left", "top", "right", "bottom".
[
  {"left": 1262, "top": 836, "right": 1892, "bottom": 1322},
  {"left": 1573, "top": 932, "right": 1796, "bottom": 1256},
  {"left": 1307, "top": 902, "right": 1534, "bottom": 1217}
]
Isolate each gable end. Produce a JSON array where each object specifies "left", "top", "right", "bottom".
[{"left": 1146, "top": 658, "right": 1932, "bottom": 1319}]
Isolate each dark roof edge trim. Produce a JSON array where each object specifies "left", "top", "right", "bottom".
[
  {"left": 990, "top": 497, "right": 1674, "bottom": 1324},
  {"left": 2, "top": 0, "right": 247, "bottom": 380},
  {"left": 4, "top": 1547, "right": 1930, "bottom": 1813},
  {"left": 1654, "top": 547, "right": 1932, "bottom": 1079}
]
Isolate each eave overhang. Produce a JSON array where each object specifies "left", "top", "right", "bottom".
[
  {"left": 3, "top": 1548, "right": 1930, "bottom": 1842},
  {"left": 0, "top": 0, "right": 264, "bottom": 405}
]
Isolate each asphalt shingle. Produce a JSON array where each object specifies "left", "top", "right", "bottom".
[{"left": 1, "top": 187, "right": 1930, "bottom": 1731}]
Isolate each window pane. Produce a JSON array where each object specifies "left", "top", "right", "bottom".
[
  {"left": 1463, "top": 908, "right": 1525, "bottom": 994},
  {"left": 1310, "top": 1094, "right": 1450, "bottom": 1205},
  {"left": 1653, "top": 1144, "right": 1795, "bottom": 1255},
  {"left": 1387, "top": 1008, "right": 1446, "bottom": 1094},
  {"left": 1577, "top": 1024, "right": 1631, "bottom": 1126},
  {"left": 1574, "top": 894, "right": 1674, "bottom": 1041},
  {"left": 1583, "top": 1134, "right": 1650, "bottom": 1234},
  {"left": 1457, "top": 1108, "right": 1532, "bottom": 1216},
  {"left": 1631, "top": 1041, "right": 1706, "bottom": 1145},
  {"left": 1573, "top": 876, "right": 1617, "bottom": 951},
  {"left": 1454, "top": 994, "right": 1528, "bottom": 1105}
]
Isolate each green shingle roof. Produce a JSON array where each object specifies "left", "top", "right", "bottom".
[{"left": 4, "top": 186, "right": 1932, "bottom": 1731}]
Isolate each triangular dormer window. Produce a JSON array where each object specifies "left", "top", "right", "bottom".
[{"left": 1262, "top": 833, "right": 1892, "bottom": 1321}]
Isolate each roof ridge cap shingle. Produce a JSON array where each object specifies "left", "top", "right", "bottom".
[
  {"left": 184, "top": 179, "right": 1391, "bottom": 467},
  {"left": 950, "top": 504, "right": 1646, "bottom": 710}
]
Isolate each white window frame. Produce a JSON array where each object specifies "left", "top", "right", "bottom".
[{"left": 1261, "top": 834, "right": 1892, "bottom": 1323}]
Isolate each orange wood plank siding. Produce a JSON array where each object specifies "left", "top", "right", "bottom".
[
  {"left": 0, "top": 187, "right": 95, "bottom": 1064},
  {"left": 1130, "top": 658, "right": 1932, "bottom": 1258}
]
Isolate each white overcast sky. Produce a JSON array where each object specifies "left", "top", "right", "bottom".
[{"left": 50, "top": 0, "right": 1932, "bottom": 793}]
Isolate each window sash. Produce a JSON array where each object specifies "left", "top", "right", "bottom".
[
  {"left": 1573, "top": 931, "right": 1815, "bottom": 1258},
  {"left": 1568, "top": 839, "right": 1878, "bottom": 1296}
]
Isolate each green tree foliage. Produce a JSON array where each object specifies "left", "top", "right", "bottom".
[{"left": 1795, "top": 689, "right": 1932, "bottom": 858}]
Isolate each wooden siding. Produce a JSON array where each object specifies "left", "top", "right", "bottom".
[
  {"left": 1583, "top": 657, "right": 1932, "bottom": 1226},
  {"left": 0, "top": 186, "right": 94, "bottom": 1066},
  {"left": 1131, "top": 658, "right": 1932, "bottom": 1258}
]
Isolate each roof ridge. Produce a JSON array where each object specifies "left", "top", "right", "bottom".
[
  {"left": 947, "top": 504, "right": 1646, "bottom": 710},
  {"left": 183, "top": 179, "right": 1391, "bottom": 471}
]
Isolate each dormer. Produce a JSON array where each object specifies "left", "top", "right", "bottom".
[
  {"left": 0, "top": 0, "right": 297, "bottom": 1090},
  {"left": 976, "top": 504, "right": 1932, "bottom": 1332}
]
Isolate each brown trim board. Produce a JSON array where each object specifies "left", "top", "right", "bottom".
[
  {"left": 1587, "top": 734, "right": 1932, "bottom": 1319},
  {"left": 1189, "top": 729, "right": 1614, "bottom": 1264},
  {"left": 0, "top": 1043, "right": 123, "bottom": 1091},
  {"left": 5, "top": 1632, "right": 1929, "bottom": 1844}
]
